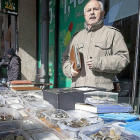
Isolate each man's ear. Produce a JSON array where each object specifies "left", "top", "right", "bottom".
[{"left": 101, "top": 11, "right": 105, "bottom": 18}]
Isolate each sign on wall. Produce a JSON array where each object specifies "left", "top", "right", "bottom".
[{"left": 1, "top": 0, "right": 18, "bottom": 16}]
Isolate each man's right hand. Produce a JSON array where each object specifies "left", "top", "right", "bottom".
[{"left": 71, "top": 62, "right": 80, "bottom": 77}]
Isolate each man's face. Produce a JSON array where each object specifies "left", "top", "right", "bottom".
[
  {"left": 84, "top": 0, "right": 104, "bottom": 26},
  {"left": 7, "top": 54, "right": 12, "bottom": 58}
]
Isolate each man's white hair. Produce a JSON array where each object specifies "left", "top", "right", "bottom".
[{"left": 84, "top": 0, "right": 104, "bottom": 14}]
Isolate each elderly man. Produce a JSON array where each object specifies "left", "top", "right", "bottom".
[
  {"left": 62, "top": 0, "right": 129, "bottom": 91},
  {"left": 7, "top": 48, "right": 21, "bottom": 82}
]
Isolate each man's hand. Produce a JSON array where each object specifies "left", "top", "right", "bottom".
[
  {"left": 3, "top": 62, "right": 8, "bottom": 65},
  {"left": 71, "top": 62, "right": 80, "bottom": 77},
  {"left": 87, "top": 58, "right": 93, "bottom": 69}
]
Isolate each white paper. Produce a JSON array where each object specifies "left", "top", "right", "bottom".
[
  {"left": 23, "top": 120, "right": 43, "bottom": 130},
  {"left": 3, "top": 95, "right": 9, "bottom": 98},
  {"left": 6, "top": 99, "right": 20, "bottom": 104},
  {"left": 10, "top": 104, "right": 24, "bottom": 109},
  {"left": 74, "top": 88, "right": 97, "bottom": 91},
  {"left": 67, "top": 110, "right": 97, "bottom": 118},
  {"left": 18, "top": 110, "right": 28, "bottom": 117},
  {"left": 32, "top": 132, "right": 60, "bottom": 140}
]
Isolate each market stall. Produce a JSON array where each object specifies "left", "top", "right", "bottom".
[{"left": 0, "top": 83, "right": 140, "bottom": 140}]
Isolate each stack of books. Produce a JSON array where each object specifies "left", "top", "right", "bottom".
[{"left": 75, "top": 91, "right": 133, "bottom": 113}]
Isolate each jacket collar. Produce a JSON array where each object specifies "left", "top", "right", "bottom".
[
  {"left": 8, "top": 54, "right": 16, "bottom": 61},
  {"left": 84, "top": 20, "right": 104, "bottom": 32}
]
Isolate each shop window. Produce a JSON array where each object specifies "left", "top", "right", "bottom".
[{"left": 104, "top": 0, "right": 138, "bottom": 80}]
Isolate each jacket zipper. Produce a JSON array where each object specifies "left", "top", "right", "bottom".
[{"left": 85, "top": 32, "right": 94, "bottom": 86}]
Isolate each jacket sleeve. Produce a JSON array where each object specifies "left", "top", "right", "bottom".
[
  {"left": 11, "top": 57, "right": 20, "bottom": 80},
  {"left": 92, "top": 31, "right": 130, "bottom": 73},
  {"left": 62, "top": 40, "right": 72, "bottom": 78}
]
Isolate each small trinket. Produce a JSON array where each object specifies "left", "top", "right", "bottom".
[
  {"left": 6, "top": 134, "right": 14, "bottom": 140},
  {"left": 5, "top": 115, "right": 13, "bottom": 121},
  {"left": 88, "top": 127, "right": 123, "bottom": 140},
  {"left": 110, "top": 129, "right": 115, "bottom": 135},
  {"left": 0, "top": 104, "right": 5, "bottom": 107},
  {"left": 16, "top": 136, "right": 24, "bottom": 140},
  {"left": 62, "top": 118, "right": 90, "bottom": 128},
  {"left": 0, "top": 114, "right": 13, "bottom": 121},
  {"left": 51, "top": 110, "right": 69, "bottom": 118}
]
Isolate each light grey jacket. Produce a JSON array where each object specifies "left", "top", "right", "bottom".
[{"left": 62, "top": 25, "right": 130, "bottom": 90}]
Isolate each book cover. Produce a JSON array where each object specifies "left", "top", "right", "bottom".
[
  {"left": 70, "top": 45, "right": 81, "bottom": 71},
  {"left": 75, "top": 103, "right": 133, "bottom": 113}
]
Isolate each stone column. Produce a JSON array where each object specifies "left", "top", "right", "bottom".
[{"left": 18, "top": 0, "right": 37, "bottom": 81}]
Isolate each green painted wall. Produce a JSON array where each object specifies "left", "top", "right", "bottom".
[
  {"left": 58, "top": 0, "right": 87, "bottom": 87},
  {"left": 49, "top": 0, "right": 55, "bottom": 88}
]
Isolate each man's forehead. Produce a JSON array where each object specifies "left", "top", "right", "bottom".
[{"left": 86, "top": 0, "right": 100, "bottom": 9}]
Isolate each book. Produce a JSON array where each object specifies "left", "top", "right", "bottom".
[
  {"left": 75, "top": 103, "right": 98, "bottom": 113},
  {"left": 11, "top": 80, "right": 32, "bottom": 85},
  {"left": 10, "top": 85, "right": 34, "bottom": 87},
  {"left": 11, "top": 87, "right": 42, "bottom": 93},
  {"left": 70, "top": 45, "right": 81, "bottom": 71},
  {"left": 75, "top": 103, "right": 133, "bottom": 113}
]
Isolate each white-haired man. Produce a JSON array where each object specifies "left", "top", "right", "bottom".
[{"left": 62, "top": 0, "right": 129, "bottom": 91}]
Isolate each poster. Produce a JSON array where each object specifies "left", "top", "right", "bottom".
[{"left": 58, "top": 0, "right": 87, "bottom": 87}]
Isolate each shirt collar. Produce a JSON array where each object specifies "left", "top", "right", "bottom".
[{"left": 84, "top": 20, "right": 104, "bottom": 32}]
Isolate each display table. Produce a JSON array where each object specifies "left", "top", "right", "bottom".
[{"left": 0, "top": 85, "right": 139, "bottom": 140}]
